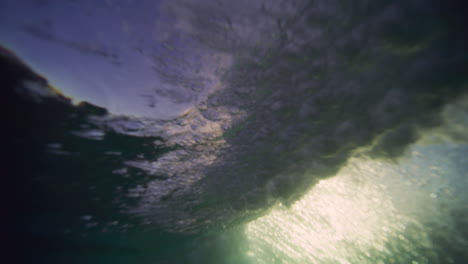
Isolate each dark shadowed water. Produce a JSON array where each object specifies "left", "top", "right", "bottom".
[{"left": 3, "top": 0, "right": 468, "bottom": 263}]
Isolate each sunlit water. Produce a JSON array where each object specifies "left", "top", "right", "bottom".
[
  {"left": 245, "top": 137, "right": 468, "bottom": 264},
  {"left": 3, "top": 0, "right": 468, "bottom": 263}
]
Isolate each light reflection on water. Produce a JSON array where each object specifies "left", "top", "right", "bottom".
[
  {"left": 245, "top": 137, "right": 468, "bottom": 264},
  {"left": 3, "top": 0, "right": 468, "bottom": 262}
]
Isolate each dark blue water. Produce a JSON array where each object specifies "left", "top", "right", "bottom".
[{"left": 3, "top": 0, "right": 468, "bottom": 263}]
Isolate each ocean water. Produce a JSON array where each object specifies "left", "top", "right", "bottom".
[{"left": 3, "top": 0, "right": 468, "bottom": 263}]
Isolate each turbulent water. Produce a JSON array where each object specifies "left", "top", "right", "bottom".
[{"left": 3, "top": 0, "right": 468, "bottom": 263}]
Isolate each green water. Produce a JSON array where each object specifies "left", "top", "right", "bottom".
[{"left": 8, "top": 84, "right": 468, "bottom": 263}]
